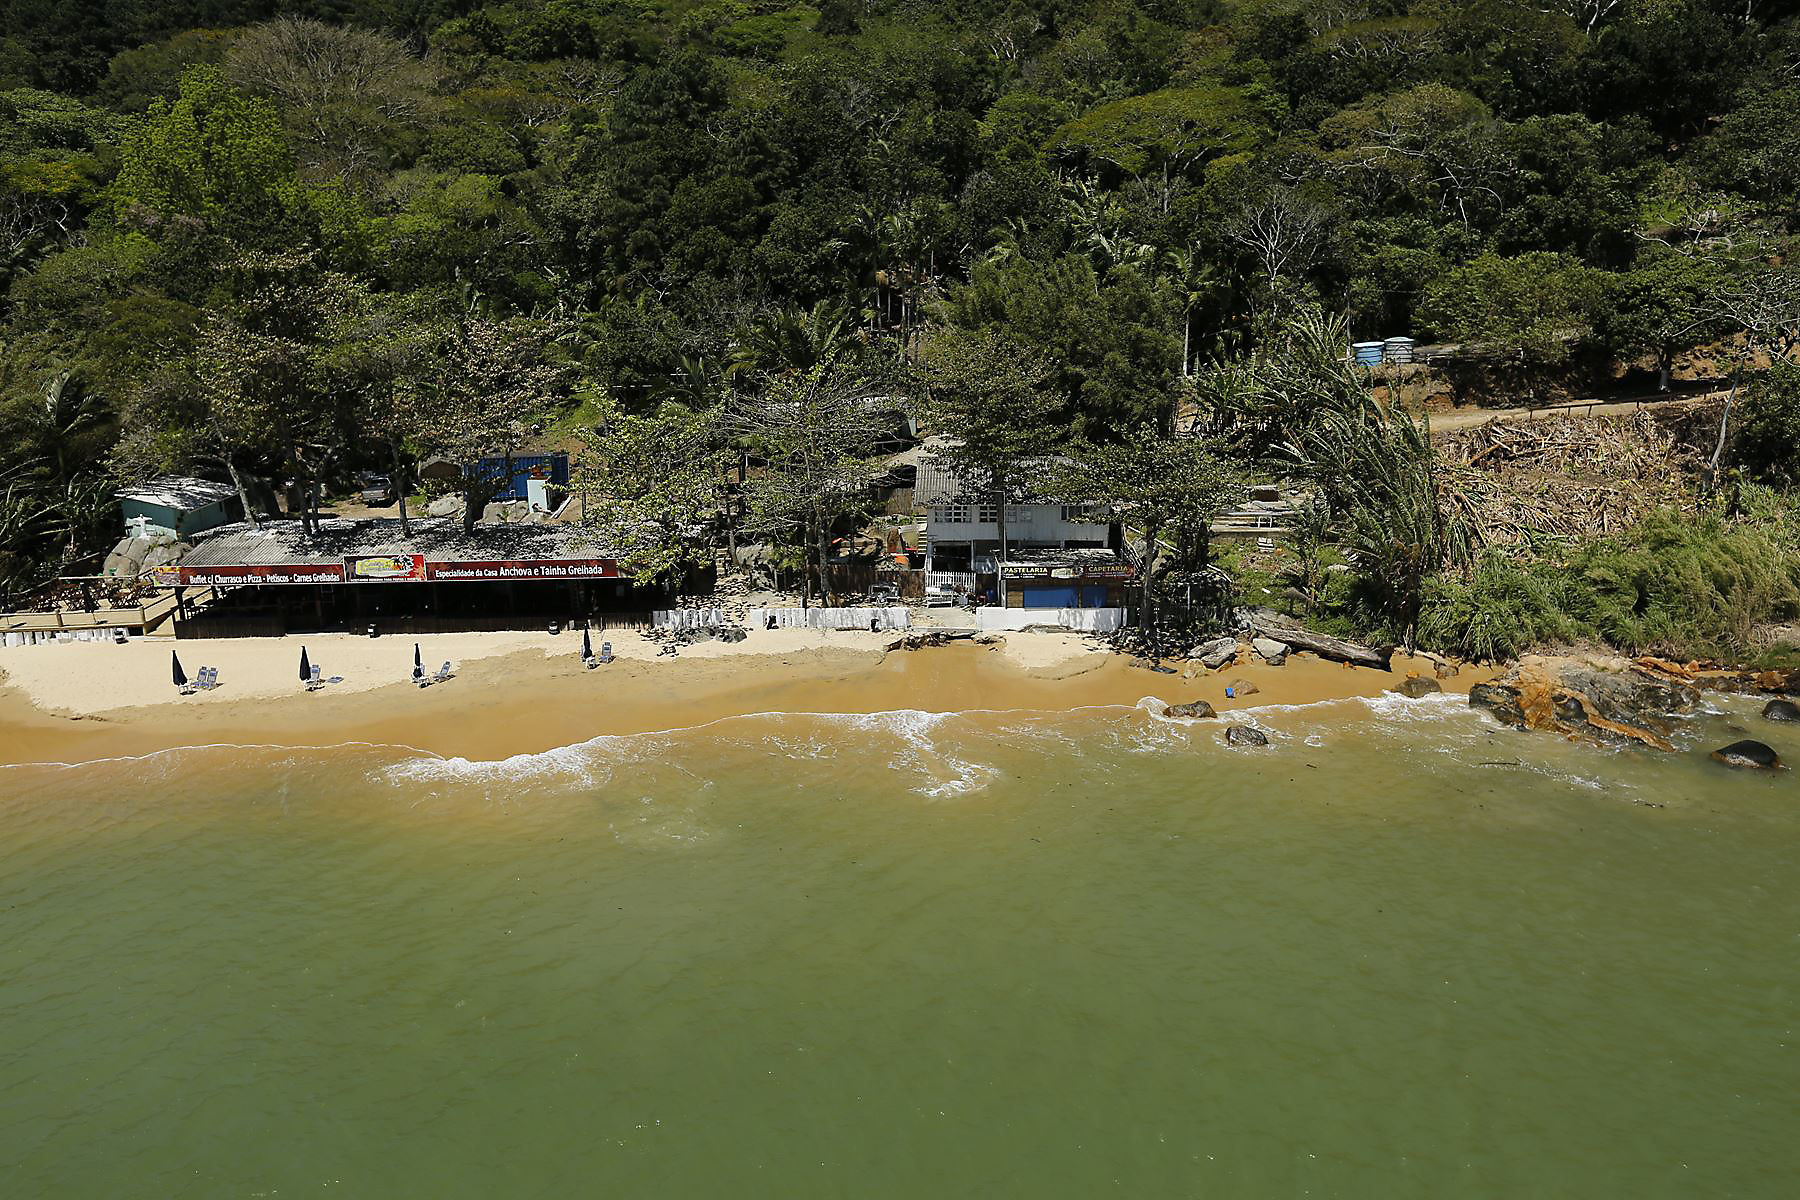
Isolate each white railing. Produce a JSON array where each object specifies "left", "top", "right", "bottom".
[
  {"left": 3, "top": 628, "right": 130, "bottom": 647},
  {"left": 747, "top": 607, "right": 911, "bottom": 631},
  {"left": 653, "top": 608, "right": 726, "bottom": 630},
  {"left": 925, "top": 571, "right": 976, "bottom": 591},
  {"left": 975, "top": 607, "right": 1126, "bottom": 633}
]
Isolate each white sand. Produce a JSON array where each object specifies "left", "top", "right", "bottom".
[
  {"left": 989, "top": 630, "right": 1109, "bottom": 672},
  {"left": 0, "top": 626, "right": 899, "bottom": 717}
]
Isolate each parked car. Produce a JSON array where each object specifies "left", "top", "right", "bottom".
[{"left": 357, "top": 474, "right": 393, "bottom": 505}]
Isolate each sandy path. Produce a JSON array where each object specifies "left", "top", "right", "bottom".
[{"left": 1427, "top": 393, "right": 1716, "bottom": 433}]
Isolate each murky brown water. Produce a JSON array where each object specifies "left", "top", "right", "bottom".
[{"left": 1, "top": 693, "right": 1793, "bottom": 1196}]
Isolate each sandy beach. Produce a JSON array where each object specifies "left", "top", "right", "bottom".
[{"left": 0, "top": 626, "right": 1482, "bottom": 766}]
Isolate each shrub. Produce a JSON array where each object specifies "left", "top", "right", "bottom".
[
  {"left": 1415, "top": 505, "right": 1800, "bottom": 661},
  {"left": 1418, "top": 556, "right": 1572, "bottom": 661}
]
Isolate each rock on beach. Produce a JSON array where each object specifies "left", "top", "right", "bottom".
[
  {"left": 1192, "top": 636, "right": 1238, "bottom": 669},
  {"left": 1711, "top": 740, "right": 1784, "bottom": 770},
  {"left": 1163, "top": 700, "right": 1216, "bottom": 719},
  {"left": 1225, "top": 724, "right": 1269, "bottom": 747},
  {"left": 1252, "top": 637, "right": 1289, "bottom": 666},
  {"left": 1469, "top": 655, "right": 1698, "bottom": 751},
  {"left": 1763, "top": 699, "right": 1800, "bottom": 722}
]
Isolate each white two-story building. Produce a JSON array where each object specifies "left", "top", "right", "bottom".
[{"left": 916, "top": 455, "right": 1132, "bottom": 608}]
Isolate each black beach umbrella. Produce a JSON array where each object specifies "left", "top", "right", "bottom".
[
  {"left": 171, "top": 650, "right": 188, "bottom": 688},
  {"left": 414, "top": 642, "right": 423, "bottom": 670},
  {"left": 581, "top": 627, "right": 593, "bottom": 661},
  {"left": 299, "top": 645, "right": 311, "bottom": 682}
]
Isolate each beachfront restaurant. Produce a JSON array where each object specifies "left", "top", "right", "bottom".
[
  {"left": 998, "top": 548, "right": 1137, "bottom": 609},
  {"left": 166, "top": 517, "right": 685, "bottom": 638}
]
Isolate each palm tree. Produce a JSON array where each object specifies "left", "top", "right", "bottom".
[
  {"left": 1163, "top": 247, "right": 1229, "bottom": 377},
  {"left": 727, "top": 300, "right": 858, "bottom": 381}
]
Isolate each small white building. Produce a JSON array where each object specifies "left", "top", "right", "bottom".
[{"left": 116, "top": 477, "right": 242, "bottom": 538}]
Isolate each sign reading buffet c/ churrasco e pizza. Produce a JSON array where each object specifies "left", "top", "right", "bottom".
[{"left": 175, "top": 558, "right": 620, "bottom": 585}]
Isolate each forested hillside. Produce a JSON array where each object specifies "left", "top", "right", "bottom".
[{"left": 1, "top": 1, "right": 1797, "bottom": 639}]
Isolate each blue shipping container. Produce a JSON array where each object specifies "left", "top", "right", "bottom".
[{"left": 475, "top": 453, "right": 569, "bottom": 501}]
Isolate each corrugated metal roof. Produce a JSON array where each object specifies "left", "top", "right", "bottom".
[
  {"left": 180, "top": 517, "right": 613, "bottom": 568},
  {"left": 116, "top": 476, "right": 238, "bottom": 510},
  {"left": 915, "top": 448, "right": 1071, "bottom": 505}
]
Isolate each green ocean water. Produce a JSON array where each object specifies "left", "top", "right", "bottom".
[{"left": 1, "top": 694, "right": 1794, "bottom": 1197}]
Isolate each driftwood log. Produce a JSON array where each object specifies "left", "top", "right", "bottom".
[{"left": 1247, "top": 611, "right": 1393, "bottom": 671}]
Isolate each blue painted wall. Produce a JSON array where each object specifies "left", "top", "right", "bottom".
[{"left": 476, "top": 453, "right": 569, "bottom": 500}]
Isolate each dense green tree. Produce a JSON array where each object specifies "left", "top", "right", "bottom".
[
  {"left": 1055, "top": 424, "right": 1242, "bottom": 632},
  {"left": 923, "top": 329, "right": 1068, "bottom": 602},
  {"left": 1417, "top": 251, "right": 1606, "bottom": 369},
  {"left": 1732, "top": 361, "right": 1800, "bottom": 489},
  {"left": 943, "top": 255, "right": 1179, "bottom": 434},
  {"left": 1599, "top": 254, "right": 1729, "bottom": 391},
  {"left": 105, "top": 65, "right": 306, "bottom": 247},
  {"left": 398, "top": 314, "right": 573, "bottom": 532},
  {"left": 0, "top": 0, "right": 1798, "bottom": 598},
  {"left": 574, "top": 390, "right": 727, "bottom": 583}
]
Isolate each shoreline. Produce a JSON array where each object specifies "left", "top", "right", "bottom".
[{"left": 0, "top": 628, "right": 1483, "bottom": 767}]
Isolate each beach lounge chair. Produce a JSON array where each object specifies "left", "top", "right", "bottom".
[
  {"left": 308, "top": 664, "right": 323, "bottom": 691},
  {"left": 599, "top": 642, "right": 613, "bottom": 664},
  {"left": 433, "top": 661, "right": 453, "bottom": 683},
  {"left": 197, "top": 666, "right": 215, "bottom": 690}
]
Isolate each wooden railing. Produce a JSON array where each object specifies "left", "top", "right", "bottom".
[{"left": 0, "top": 590, "right": 179, "bottom": 635}]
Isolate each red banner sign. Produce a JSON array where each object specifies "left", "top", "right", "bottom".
[
  {"left": 345, "top": 553, "right": 426, "bottom": 583},
  {"left": 426, "top": 559, "right": 619, "bottom": 582},
  {"left": 174, "top": 558, "right": 620, "bottom": 585},
  {"left": 179, "top": 563, "right": 346, "bottom": 586}
]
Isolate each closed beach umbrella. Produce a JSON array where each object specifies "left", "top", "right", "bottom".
[
  {"left": 581, "top": 627, "right": 593, "bottom": 661},
  {"left": 171, "top": 650, "right": 188, "bottom": 688},
  {"left": 414, "top": 642, "right": 423, "bottom": 669},
  {"left": 299, "top": 645, "right": 311, "bottom": 681}
]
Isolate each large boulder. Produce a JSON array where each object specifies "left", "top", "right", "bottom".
[
  {"left": 1469, "top": 655, "right": 1699, "bottom": 751},
  {"left": 1163, "top": 700, "right": 1216, "bottom": 719},
  {"left": 425, "top": 494, "right": 461, "bottom": 518},
  {"left": 1192, "top": 636, "right": 1238, "bottom": 669},
  {"left": 1712, "top": 740, "right": 1783, "bottom": 770},
  {"left": 1252, "top": 637, "right": 1289, "bottom": 666},
  {"left": 1226, "top": 678, "right": 1260, "bottom": 697},
  {"left": 1224, "top": 724, "right": 1269, "bottom": 747},
  {"left": 1763, "top": 699, "right": 1800, "bottom": 723},
  {"left": 1393, "top": 676, "right": 1442, "bottom": 698}
]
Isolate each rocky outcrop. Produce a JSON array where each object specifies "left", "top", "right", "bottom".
[
  {"left": 1191, "top": 636, "right": 1239, "bottom": 669},
  {"left": 1763, "top": 699, "right": 1800, "bottom": 723},
  {"left": 1224, "top": 724, "right": 1269, "bottom": 747},
  {"left": 1252, "top": 637, "right": 1289, "bottom": 666},
  {"left": 1163, "top": 700, "right": 1216, "bottom": 719},
  {"left": 1469, "top": 655, "right": 1700, "bottom": 751},
  {"left": 1393, "top": 676, "right": 1442, "bottom": 698},
  {"left": 1712, "top": 740, "right": 1783, "bottom": 770}
]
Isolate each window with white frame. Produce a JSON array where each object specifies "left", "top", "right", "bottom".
[
  {"left": 978, "top": 504, "right": 999, "bottom": 523},
  {"left": 937, "top": 505, "right": 972, "bottom": 524}
]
